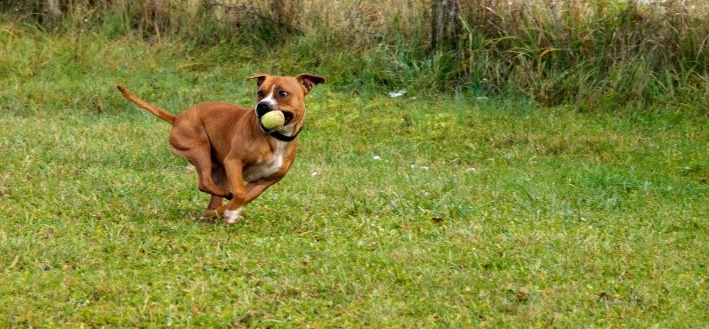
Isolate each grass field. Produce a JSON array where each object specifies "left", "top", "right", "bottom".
[{"left": 1, "top": 14, "right": 709, "bottom": 328}]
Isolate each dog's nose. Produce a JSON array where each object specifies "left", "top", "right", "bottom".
[{"left": 256, "top": 102, "right": 272, "bottom": 117}]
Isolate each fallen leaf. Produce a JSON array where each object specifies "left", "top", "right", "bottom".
[{"left": 432, "top": 217, "right": 445, "bottom": 223}]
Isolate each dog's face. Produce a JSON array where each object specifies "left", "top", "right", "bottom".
[{"left": 248, "top": 73, "right": 325, "bottom": 129}]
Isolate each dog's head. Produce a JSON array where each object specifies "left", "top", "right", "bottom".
[{"left": 247, "top": 73, "right": 325, "bottom": 131}]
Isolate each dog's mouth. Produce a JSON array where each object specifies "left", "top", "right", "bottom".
[{"left": 282, "top": 111, "right": 295, "bottom": 125}]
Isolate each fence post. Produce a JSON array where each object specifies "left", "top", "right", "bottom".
[
  {"left": 43, "top": 0, "right": 62, "bottom": 29},
  {"left": 431, "top": 0, "right": 459, "bottom": 49}
]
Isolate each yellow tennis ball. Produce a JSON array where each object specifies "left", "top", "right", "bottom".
[{"left": 261, "top": 111, "right": 285, "bottom": 130}]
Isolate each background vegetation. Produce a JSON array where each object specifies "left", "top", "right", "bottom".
[
  {"left": 2, "top": 0, "right": 709, "bottom": 108},
  {"left": 0, "top": 0, "right": 707, "bottom": 327}
]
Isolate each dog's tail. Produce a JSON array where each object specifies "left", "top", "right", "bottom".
[{"left": 116, "top": 85, "right": 176, "bottom": 125}]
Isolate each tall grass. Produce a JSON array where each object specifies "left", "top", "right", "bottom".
[{"left": 2, "top": 0, "right": 708, "bottom": 108}]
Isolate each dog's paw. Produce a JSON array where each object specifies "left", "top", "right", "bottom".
[
  {"left": 223, "top": 208, "right": 242, "bottom": 224},
  {"left": 199, "top": 210, "right": 220, "bottom": 220}
]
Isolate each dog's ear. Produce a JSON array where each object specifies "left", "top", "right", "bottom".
[
  {"left": 296, "top": 74, "right": 326, "bottom": 94},
  {"left": 247, "top": 73, "right": 269, "bottom": 87}
]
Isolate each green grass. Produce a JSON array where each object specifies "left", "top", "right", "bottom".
[{"left": 1, "top": 18, "right": 709, "bottom": 328}]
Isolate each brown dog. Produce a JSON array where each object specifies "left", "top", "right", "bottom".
[{"left": 117, "top": 73, "right": 325, "bottom": 223}]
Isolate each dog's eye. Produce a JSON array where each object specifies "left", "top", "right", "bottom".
[
  {"left": 278, "top": 90, "right": 288, "bottom": 97},
  {"left": 257, "top": 91, "right": 265, "bottom": 99}
]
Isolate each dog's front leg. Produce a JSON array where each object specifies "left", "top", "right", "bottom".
[
  {"left": 244, "top": 178, "right": 281, "bottom": 205},
  {"left": 223, "top": 158, "right": 247, "bottom": 224}
]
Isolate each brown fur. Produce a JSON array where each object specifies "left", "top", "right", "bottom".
[{"left": 117, "top": 73, "right": 325, "bottom": 222}]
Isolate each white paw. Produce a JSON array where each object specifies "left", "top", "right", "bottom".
[{"left": 223, "top": 208, "right": 242, "bottom": 224}]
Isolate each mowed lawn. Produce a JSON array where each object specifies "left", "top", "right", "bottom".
[
  {"left": 0, "top": 88, "right": 707, "bottom": 326},
  {"left": 0, "top": 22, "right": 707, "bottom": 327}
]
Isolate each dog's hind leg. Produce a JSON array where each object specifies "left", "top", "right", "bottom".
[
  {"left": 170, "top": 146, "right": 231, "bottom": 200},
  {"left": 207, "top": 166, "right": 228, "bottom": 210},
  {"left": 188, "top": 151, "right": 231, "bottom": 198},
  {"left": 200, "top": 166, "right": 228, "bottom": 219},
  {"left": 169, "top": 124, "right": 232, "bottom": 199}
]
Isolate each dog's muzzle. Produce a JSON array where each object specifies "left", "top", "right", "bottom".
[
  {"left": 256, "top": 103, "right": 295, "bottom": 126},
  {"left": 256, "top": 105, "right": 301, "bottom": 142},
  {"left": 256, "top": 101, "right": 272, "bottom": 117}
]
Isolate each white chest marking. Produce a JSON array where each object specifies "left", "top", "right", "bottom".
[{"left": 243, "top": 142, "right": 287, "bottom": 182}]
